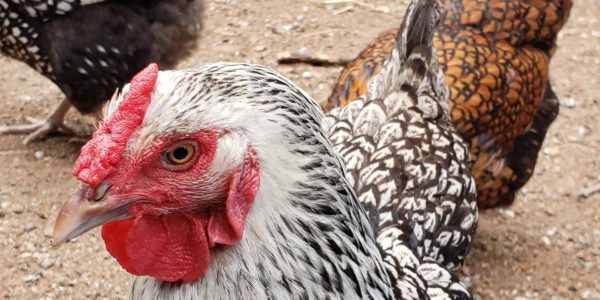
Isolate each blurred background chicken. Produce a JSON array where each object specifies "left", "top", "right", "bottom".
[
  {"left": 52, "top": 0, "right": 478, "bottom": 298},
  {"left": 280, "top": 0, "right": 572, "bottom": 208},
  {"left": 0, "top": 0, "right": 203, "bottom": 144}
]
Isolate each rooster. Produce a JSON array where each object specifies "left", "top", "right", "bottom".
[
  {"left": 0, "top": 0, "right": 202, "bottom": 144},
  {"left": 52, "top": 0, "right": 477, "bottom": 298},
  {"left": 281, "top": 0, "right": 572, "bottom": 207}
]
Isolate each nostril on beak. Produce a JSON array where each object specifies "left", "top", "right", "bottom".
[{"left": 92, "top": 181, "right": 112, "bottom": 202}]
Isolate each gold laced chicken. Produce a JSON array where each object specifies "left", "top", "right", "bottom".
[{"left": 283, "top": 0, "right": 573, "bottom": 207}]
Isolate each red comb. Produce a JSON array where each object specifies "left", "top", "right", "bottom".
[{"left": 73, "top": 63, "right": 159, "bottom": 187}]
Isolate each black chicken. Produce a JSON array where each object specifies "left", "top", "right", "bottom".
[{"left": 0, "top": 0, "right": 202, "bottom": 143}]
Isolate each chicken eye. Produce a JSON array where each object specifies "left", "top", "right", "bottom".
[{"left": 166, "top": 144, "right": 195, "bottom": 165}]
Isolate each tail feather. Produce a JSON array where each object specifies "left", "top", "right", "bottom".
[
  {"left": 367, "top": 0, "right": 451, "bottom": 128},
  {"left": 400, "top": 0, "right": 437, "bottom": 58}
]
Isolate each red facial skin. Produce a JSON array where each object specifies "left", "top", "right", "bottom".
[
  {"left": 72, "top": 63, "right": 260, "bottom": 282},
  {"left": 100, "top": 130, "right": 260, "bottom": 282}
]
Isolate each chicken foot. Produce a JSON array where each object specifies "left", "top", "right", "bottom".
[{"left": 0, "top": 98, "right": 75, "bottom": 144}]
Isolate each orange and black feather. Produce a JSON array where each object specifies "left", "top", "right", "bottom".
[{"left": 323, "top": 0, "right": 572, "bottom": 207}]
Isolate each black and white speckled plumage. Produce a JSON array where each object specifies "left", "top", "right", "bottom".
[
  {"left": 324, "top": 0, "right": 478, "bottom": 299},
  {"left": 73, "top": 0, "right": 477, "bottom": 299},
  {"left": 123, "top": 63, "right": 394, "bottom": 299},
  {"left": 0, "top": 0, "right": 201, "bottom": 113}
]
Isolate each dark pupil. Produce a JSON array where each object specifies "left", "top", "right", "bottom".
[{"left": 172, "top": 147, "right": 189, "bottom": 161}]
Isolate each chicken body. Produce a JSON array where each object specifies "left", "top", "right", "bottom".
[
  {"left": 324, "top": 0, "right": 478, "bottom": 297},
  {"left": 52, "top": 0, "right": 477, "bottom": 298},
  {"left": 0, "top": 0, "right": 202, "bottom": 143},
  {"left": 322, "top": 0, "right": 572, "bottom": 207}
]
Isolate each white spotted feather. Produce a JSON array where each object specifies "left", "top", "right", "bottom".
[{"left": 325, "top": 0, "right": 478, "bottom": 298}]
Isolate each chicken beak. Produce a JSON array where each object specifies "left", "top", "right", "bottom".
[{"left": 52, "top": 182, "right": 130, "bottom": 249}]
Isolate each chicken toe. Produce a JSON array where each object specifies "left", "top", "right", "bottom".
[{"left": 0, "top": 99, "right": 73, "bottom": 144}]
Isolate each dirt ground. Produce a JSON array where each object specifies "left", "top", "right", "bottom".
[{"left": 0, "top": 0, "right": 599, "bottom": 299}]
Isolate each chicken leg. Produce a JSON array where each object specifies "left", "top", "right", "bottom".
[{"left": 0, "top": 98, "right": 75, "bottom": 144}]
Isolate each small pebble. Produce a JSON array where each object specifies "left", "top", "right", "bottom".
[
  {"left": 501, "top": 209, "right": 515, "bottom": 219},
  {"left": 301, "top": 71, "right": 313, "bottom": 78},
  {"left": 280, "top": 24, "right": 295, "bottom": 32},
  {"left": 12, "top": 203, "right": 25, "bottom": 214},
  {"left": 40, "top": 258, "right": 54, "bottom": 270},
  {"left": 543, "top": 207, "right": 556, "bottom": 216},
  {"left": 545, "top": 227, "right": 558, "bottom": 236},
  {"left": 22, "top": 222, "right": 36, "bottom": 233},
  {"left": 22, "top": 273, "right": 41, "bottom": 283},
  {"left": 34, "top": 151, "right": 44, "bottom": 160},
  {"left": 253, "top": 45, "right": 266, "bottom": 52},
  {"left": 559, "top": 97, "right": 577, "bottom": 108},
  {"left": 543, "top": 147, "right": 559, "bottom": 156},
  {"left": 542, "top": 236, "right": 551, "bottom": 246}
]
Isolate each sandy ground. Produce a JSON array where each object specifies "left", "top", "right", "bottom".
[{"left": 0, "top": 0, "right": 599, "bottom": 299}]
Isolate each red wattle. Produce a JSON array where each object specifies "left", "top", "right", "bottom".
[
  {"left": 102, "top": 213, "right": 210, "bottom": 282},
  {"left": 208, "top": 147, "right": 260, "bottom": 246},
  {"left": 102, "top": 218, "right": 134, "bottom": 273}
]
